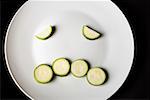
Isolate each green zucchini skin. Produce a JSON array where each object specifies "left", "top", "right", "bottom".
[
  {"left": 71, "top": 59, "right": 89, "bottom": 78},
  {"left": 35, "top": 35, "right": 51, "bottom": 40},
  {"left": 34, "top": 64, "right": 53, "bottom": 84},
  {"left": 52, "top": 58, "right": 71, "bottom": 76},
  {"left": 86, "top": 67, "right": 107, "bottom": 86},
  {"left": 82, "top": 25, "right": 102, "bottom": 40}
]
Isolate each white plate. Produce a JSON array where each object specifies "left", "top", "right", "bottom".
[{"left": 5, "top": 0, "right": 134, "bottom": 100}]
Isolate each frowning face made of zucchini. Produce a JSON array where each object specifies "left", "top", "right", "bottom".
[{"left": 33, "top": 20, "right": 107, "bottom": 85}]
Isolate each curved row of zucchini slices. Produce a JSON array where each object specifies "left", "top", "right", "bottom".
[{"left": 34, "top": 58, "right": 107, "bottom": 86}]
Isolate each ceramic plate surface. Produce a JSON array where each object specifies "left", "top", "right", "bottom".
[{"left": 5, "top": 1, "right": 134, "bottom": 100}]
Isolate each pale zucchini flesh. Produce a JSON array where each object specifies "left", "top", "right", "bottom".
[
  {"left": 71, "top": 59, "right": 88, "bottom": 77},
  {"left": 87, "top": 67, "right": 106, "bottom": 86},
  {"left": 34, "top": 64, "right": 53, "bottom": 83},
  {"left": 82, "top": 25, "right": 101, "bottom": 40},
  {"left": 35, "top": 25, "right": 53, "bottom": 40},
  {"left": 52, "top": 58, "right": 70, "bottom": 76}
]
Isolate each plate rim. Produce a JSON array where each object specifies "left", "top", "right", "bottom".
[{"left": 4, "top": 1, "right": 33, "bottom": 100}]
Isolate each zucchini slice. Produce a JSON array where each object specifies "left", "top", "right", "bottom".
[
  {"left": 82, "top": 25, "right": 101, "bottom": 40},
  {"left": 34, "top": 64, "right": 53, "bottom": 83},
  {"left": 52, "top": 58, "right": 70, "bottom": 76},
  {"left": 87, "top": 67, "right": 106, "bottom": 86},
  {"left": 71, "top": 59, "right": 88, "bottom": 77},
  {"left": 35, "top": 25, "right": 53, "bottom": 40}
]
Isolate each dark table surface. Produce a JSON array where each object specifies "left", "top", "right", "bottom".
[{"left": 1, "top": 0, "right": 150, "bottom": 99}]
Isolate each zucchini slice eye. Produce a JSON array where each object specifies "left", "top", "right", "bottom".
[
  {"left": 52, "top": 58, "right": 70, "bottom": 76},
  {"left": 35, "top": 25, "right": 54, "bottom": 40},
  {"left": 87, "top": 67, "right": 106, "bottom": 86},
  {"left": 82, "top": 25, "right": 102, "bottom": 40},
  {"left": 71, "top": 59, "right": 89, "bottom": 77},
  {"left": 34, "top": 64, "right": 53, "bottom": 84}
]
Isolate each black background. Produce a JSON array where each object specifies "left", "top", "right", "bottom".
[{"left": 1, "top": 0, "right": 150, "bottom": 99}]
